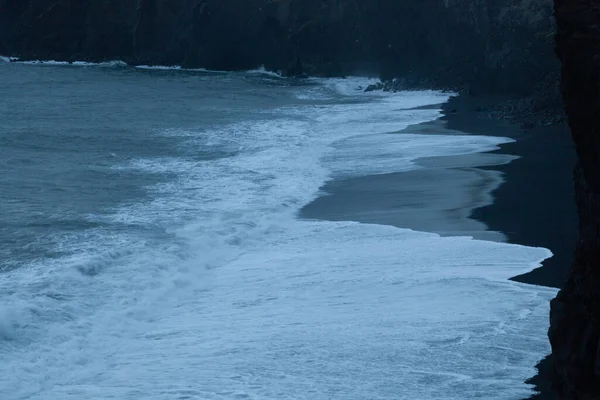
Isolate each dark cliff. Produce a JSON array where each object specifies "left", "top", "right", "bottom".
[
  {"left": 0, "top": 0, "right": 557, "bottom": 97},
  {"left": 549, "top": 1, "right": 600, "bottom": 398}
]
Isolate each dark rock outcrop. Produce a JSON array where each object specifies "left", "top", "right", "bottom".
[
  {"left": 549, "top": 1, "right": 600, "bottom": 398},
  {"left": 0, "top": 0, "right": 557, "bottom": 98}
]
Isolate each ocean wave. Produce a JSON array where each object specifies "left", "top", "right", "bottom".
[
  {"left": 10, "top": 58, "right": 128, "bottom": 68},
  {"left": 246, "top": 65, "right": 284, "bottom": 78},
  {"left": 0, "top": 55, "right": 19, "bottom": 63},
  {"left": 0, "top": 73, "right": 555, "bottom": 399}
]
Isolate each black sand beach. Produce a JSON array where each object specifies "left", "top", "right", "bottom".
[
  {"left": 443, "top": 96, "right": 576, "bottom": 400},
  {"left": 299, "top": 94, "right": 577, "bottom": 399},
  {"left": 442, "top": 96, "right": 577, "bottom": 289},
  {"left": 301, "top": 95, "right": 577, "bottom": 289}
]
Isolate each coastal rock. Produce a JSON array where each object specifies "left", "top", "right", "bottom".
[{"left": 549, "top": 0, "right": 600, "bottom": 398}]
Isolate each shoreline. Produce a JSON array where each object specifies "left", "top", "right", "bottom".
[
  {"left": 441, "top": 95, "right": 577, "bottom": 290},
  {"left": 302, "top": 95, "right": 577, "bottom": 290},
  {"left": 443, "top": 96, "right": 576, "bottom": 400},
  {"left": 303, "top": 93, "right": 577, "bottom": 289},
  {"left": 300, "top": 93, "right": 576, "bottom": 399}
]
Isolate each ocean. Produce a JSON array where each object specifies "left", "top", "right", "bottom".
[{"left": 0, "top": 60, "right": 557, "bottom": 399}]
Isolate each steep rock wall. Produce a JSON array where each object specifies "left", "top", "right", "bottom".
[
  {"left": 549, "top": 1, "right": 600, "bottom": 398},
  {"left": 0, "top": 0, "right": 557, "bottom": 96}
]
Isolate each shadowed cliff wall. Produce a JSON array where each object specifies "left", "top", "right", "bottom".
[
  {"left": 0, "top": 0, "right": 557, "bottom": 96},
  {"left": 549, "top": 1, "right": 600, "bottom": 398}
]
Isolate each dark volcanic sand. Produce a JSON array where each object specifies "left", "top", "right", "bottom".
[
  {"left": 442, "top": 96, "right": 577, "bottom": 289},
  {"left": 443, "top": 96, "right": 576, "bottom": 400}
]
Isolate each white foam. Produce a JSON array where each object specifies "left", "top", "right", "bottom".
[
  {"left": 5, "top": 58, "right": 230, "bottom": 72},
  {"left": 246, "top": 66, "right": 284, "bottom": 78},
  {"left": 75, "top": 60, "right": 127, "bottom": 68},
  {"left": 319, "top": 76, "right": 381, "bottom": 96},
  {"left": 135, "top": 64, "right": 183, "bottom": 71},
  {"left": 0, "top": 221, "right": 556, "bottom": 400},
  {"left": 0, "top": 55, "right": 18, "bottom": 63},
  {"left": 326, "top": 133, "right": 514, "bottom": 177},
  {"left": 14, "top": 59, "right": 127, "bottom": 68},
  {"left": 134, "top": 64, "right": 227, "bottom": 74},
  {"left": 0, "top": 77, "right": 556, "bottom": 400}
]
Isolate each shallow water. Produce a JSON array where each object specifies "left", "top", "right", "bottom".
[{"left": 0, "top": 60, "right": 556, "bottom": 399}]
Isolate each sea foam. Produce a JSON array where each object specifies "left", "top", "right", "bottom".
[{"left": 0, "top": 75, "right": 556, "bottom": 400}]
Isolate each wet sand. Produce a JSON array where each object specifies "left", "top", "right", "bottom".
[
  {"left": 301, "top": 149, "right": 513, "bottom": 242},
  {"left": 442, "top": 96, "right": 577, "bottom": 289}
]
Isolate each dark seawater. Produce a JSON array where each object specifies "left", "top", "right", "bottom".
[
  {"left": 0, "top": 64, "right": 300, "bottom": 271},
  {"left": 0, "top": 61, "right": 557, "bottom": 400}
]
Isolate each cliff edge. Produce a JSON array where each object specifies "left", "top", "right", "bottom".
[{"left": 549, "top": 1, "right": 600, "bottom": 398}]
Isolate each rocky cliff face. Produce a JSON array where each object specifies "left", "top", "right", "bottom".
[
  {"left": 549, "top": 1, "right": 600, "bottom": 398},
  {"left": 0, "top": 0, "right": 556, "bottom": 96}
]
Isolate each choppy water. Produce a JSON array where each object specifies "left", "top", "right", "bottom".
[{"left": 0, "top": 60, "right": 556, "bottom": 399}]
